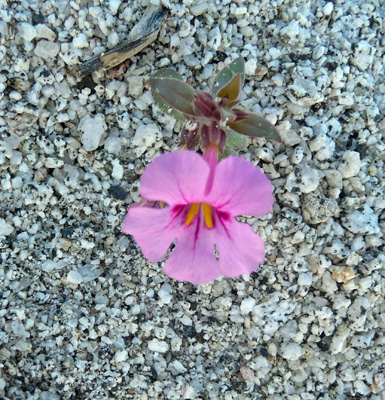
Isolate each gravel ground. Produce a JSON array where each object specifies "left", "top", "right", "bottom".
[{"left": 1, "top": 0, "right": 385, "bottom": 399}]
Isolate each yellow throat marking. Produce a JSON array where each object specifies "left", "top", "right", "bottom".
[{"left": 185, "top": 202, "right": 213, "bottom": 229}]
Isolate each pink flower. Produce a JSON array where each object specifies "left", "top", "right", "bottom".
[{"left": 122, "top": 146, "right": 274, "bottom": 284}]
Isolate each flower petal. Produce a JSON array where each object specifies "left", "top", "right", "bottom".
[
  {"left": 206, "top": 156, "right": 274, "bottom": 216},
  {"left": 140, "top": 151, "right": 210, "bottom": 205},
  {"left": 215, "top": 218, "right": 265, "bottom": 278},
  {"left": 122, "top": 206, "right": 182, "bottom": 263},
  {"left": 164, "top": 217, "right": 219, "bottom": 284}
]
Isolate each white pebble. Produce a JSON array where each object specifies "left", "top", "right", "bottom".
[
  {"left": 158, "top": 284, "right": 173, "bottom": 304},
  {"left": 35, "top": 24, "right": 56, "bottom": 41},
  {"left": 281, "top": 342, "right": 302, "bottom": 361},
  {"left": 127, "top": 77, "right": 144, "bottom": 96},
  {"left": 323, "top": 2, "right": 334, "bottom": 16},
  {"left": 132, "top": 124, "right": 161, "bottom": 154},
  {"left": 191, "top": 3, "right": 208, "bottom": 16},
  {"left": 109, "top": 0, "right": 122, "bottom": 15},
  {"left": 240, "top": 298, "right": 256, "bottom": 315},
  {"left": 34, "top": 40, "right": 60, "bottom": 60},
  {"left": 79, "top": 114, "right": 106, "bottom": 151},
  {"left": 66, "top": 270, "right": 83, "bottom": 285},
  {"left": 342, "top": 206, "right": 380, "bottom": 235},
  {"left": 0, "top": 219, "right": 14, "bottom": 236},
  {"left": 330, "top": 329, "right": 350, "bottom": 354},
  {"left": 73, "top": 33, "right": 88, "bottom": 49},
  {"left": 113, "top": 350, "right": 128, "bottom": 363},
  {"left": 18, "top": 22, "right": 37, "bottom": 42},
  {"left": 148, "top": 339, "right": 169, "bottom": 353},
  {"left": 338, "top": 151, "right": 361, "bottom": 178},
  {"left": 107, "top": 31, "right": 119, "bottom": 48},
  {"left": 269, "top": 47, "right": 281, "bottom": 60},
  {"left": 42, "top": 260, "right": 58, "bottom": 272},
  {"left": 104, "top": 135, "right": 122, "bottom": 154},
  {"left": 298, "top": 273, "right": 312, "bottom": 286},
  {"left": 111, "top": 160, "right": 123, "bottom": 180},
  {"left": 338, "top": 92, "right": 354, "bottom": 106},
  {"left": 169, "top": 360, "right": 187, "bottom": 374},
  {"left": 208, "top": 27, "right": 221, "bottom": 51},
  {"left": 244, "top": 59, "right": 257, "bottom": 75}
]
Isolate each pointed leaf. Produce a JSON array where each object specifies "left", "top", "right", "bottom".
[
  {"left": 150, "top": 69, "right": 187, "bottom": 120},
  {"left": 151, "top": 68, "right": 184, "bottom": 81},
  {"left": 228, "top": 113, "right": 281, "bottom": 142},
  {"left": 150, "top": 77, "right": 196, "bottom": 117},
  {"left": 212, "top": 57, "right": 245, "bottom": 99},
  {"left": 151, "top": 89, "right": 186, "bottom": 121},
  {"left": 217, "top": 73, "right": 241, "bottom": 102}
]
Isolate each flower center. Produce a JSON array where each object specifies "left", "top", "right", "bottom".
[{"left": 185, "top": 202, "right": 213, "bottom": 229}]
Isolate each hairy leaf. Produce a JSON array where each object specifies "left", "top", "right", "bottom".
[
  {"left": 212, "top": 57, "right": 245, "bottom": 99},
  {"left": 226, "top": 129, "right": 248, "bottom": 149},
  {"left": 228, "top": 112, "right": 281, "bottom": 142},
  {"left": 150, "top": 77, "right": 196, "bottom": 118},
  {"left": 217, "top": 73, "right": 242, "bottom": 102},
  {"left": 151, "top": 68, "right": 184, "bottom": 81}
]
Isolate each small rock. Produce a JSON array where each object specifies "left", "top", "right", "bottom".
[
  {"left": 108, "top": 185, "right": 128, "bottom": 200},
  {"left": 148, "top": 339, "right": 169, "bottom": 353},
  {"left": 323, "top": 2, "right": 334, "bottom": 16},
  {"left": 169, "top": 360, "right": 187, "bottom": 374},
  {"left": 79, "top": 114, "right": 106, "bottom": 151},
  {"left": 325, "top": 169, "right": 343, "bottom": 188},
  {"left": 34, "top": 40, "right": 60, "bottom": 59},
  {"left": 281, "top": 129, "right": 301, "bottom": 147},
  {"left": 298, "top": 272, "right": 312, "bottom": 286},
  {"left": 183, "top": 385, "right": 195, "bottom": 399},
  {"left": 78, "top": 265, "right": 103, "bottom": 282},
  {"left": 132, "top": 124, "right": 161, "bottom": 155},
  {"left": 18, "top": 22, "right": 37, "bottom": 42},
  {"left": 35, "top": 24, "right": 56, "bottom": 40},
  {"left": 158, "top": 284, "right": 172, "bottom": 304},
  {"left": 104, "top": 136, "right": 122, "bottom": 154},
  {"left": 42, "top": 260, "right": 59, "bottom": 272},
  {"left": 113, "top": 350, "right": 128, "bottom": 363},
  {"left": 291, "top": 146, "right": 304, "bottom": 164},
  {"left": 332, "top": 267, "right": 356, "bottom": 283},
  {"left": 191, "top": 3, "right": 208, "bottom": 16},
  {"left": 73, "top": 33, "right": 88, "bottom": 49},
  {"left": 127, "top": 77, "right": 144, "bottom": 96},
  {"left": 287, "top": 78, "right": 324, "bottom": 107},
  {"left": 338, "top": 151, "right": 361, "bottom": 178},
  {"left": 240, "top": 366, "right": 255, "bottom": 381},
  {"left": 341, "top": 205, "right": 380, "bottom": 234},
  {"left": 112, "top": 160, "right": 123, "bottom": 180},
  {"left": 245, "top": 59, "right": 257, "bottom": 75},
  {"left": 240, "top": 298, "right": 256, "bottom": 315},
  {"left": 0, "top": 219, "right": 14, "bottom": 236},
  {"left": 66, "top": 270, "right": 83, "bottom": 285},
  {"left": 208, "top": 27, "right": 221, "bottom": 51},
  {"left": 302, "top": 191, "right": 338, "bottom": 224},
  {"left": 285, "top": 165, "right": 320, "bottom": 194},
  {"left": 330, "top": 329, "right": 350, "bottom": 354},
  {"left": 281, "top": 342, "right": 302, "bottom": 361}
]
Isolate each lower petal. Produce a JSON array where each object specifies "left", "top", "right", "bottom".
[
  {"left": 164, "top": 223, "right": 219, "bottom": 284},
  {"left": 216, "top": 218, "right": 266, "bottom": 278},
  {"left": 122, "top": 207, "right": 181, "bottom": 263}
]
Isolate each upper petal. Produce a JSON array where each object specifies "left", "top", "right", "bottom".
[
  {"left": 163, "top": 216, "right": 219, "bottom": 284},
  {"left": 122, "top": 206, "right": 183, "bottom": 263},
  {"left": 215, "top": 217, "right": 266, "bottom": 278},
  {"left": 206, "top": 156, "right": 274, "bottom": 216},
  {"left": 140, "top": 151, "right": 210, "bottom": 205}
]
